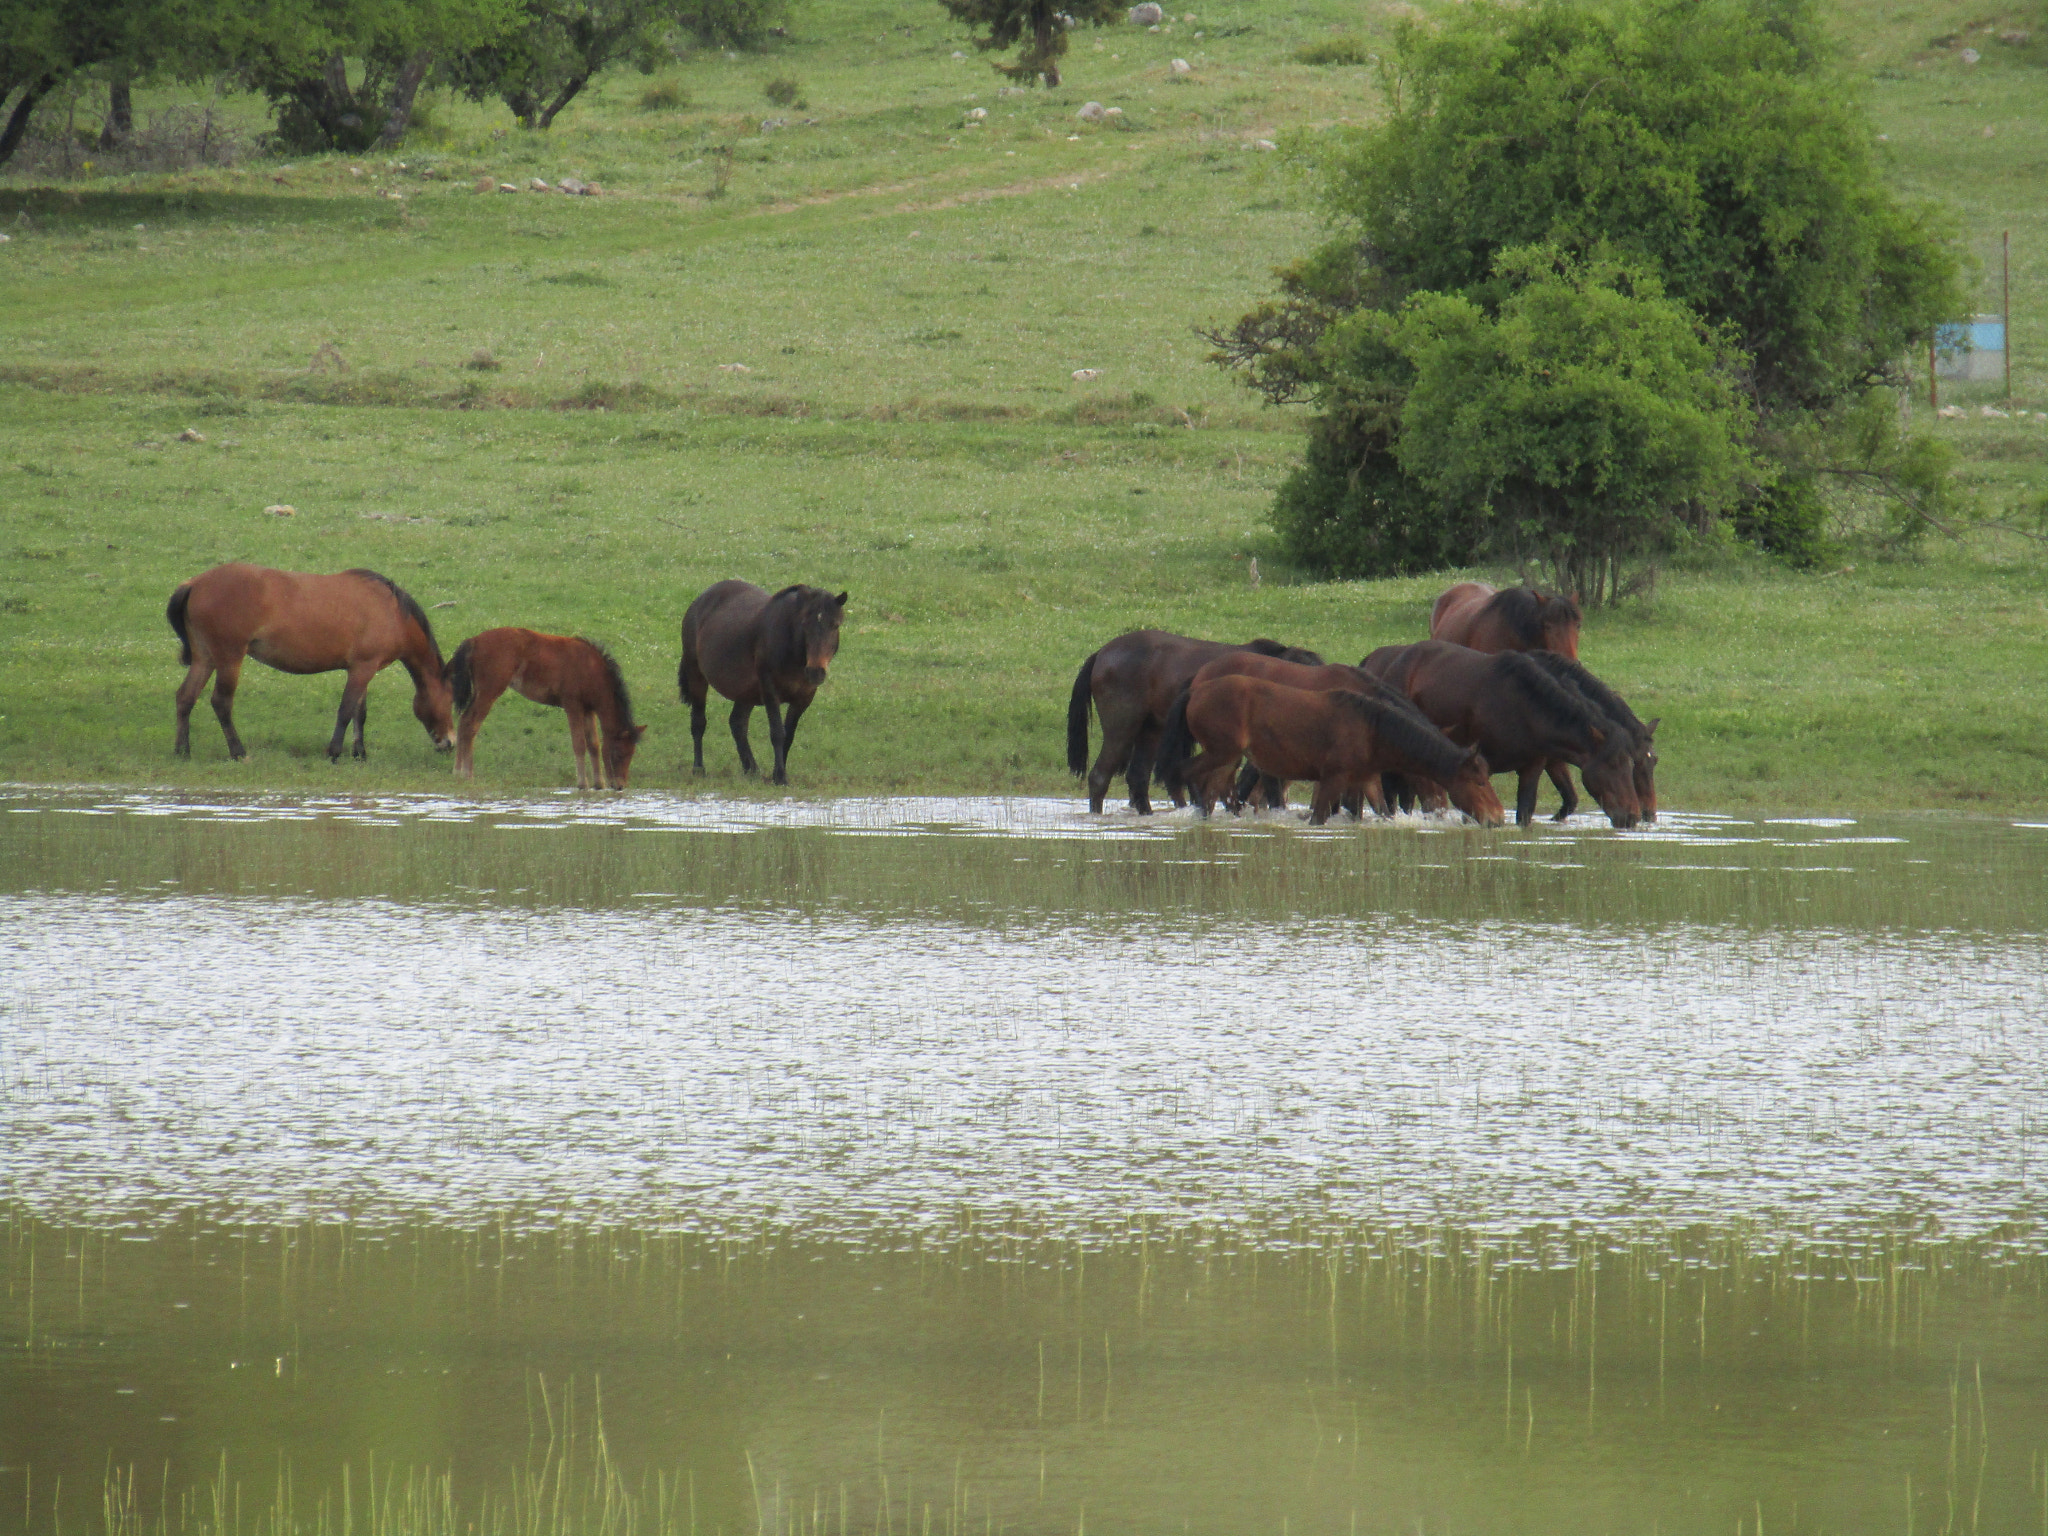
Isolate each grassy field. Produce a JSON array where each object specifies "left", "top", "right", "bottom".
[{"left": 2, "top": 0, "right": 2044, "bottom": 812}]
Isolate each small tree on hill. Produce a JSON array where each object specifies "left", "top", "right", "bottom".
[
  {"left": 1209, "top": 0, "right": 1964, "bottom": 586},
  {"left": 938, "top": 0, "right": 1122, "bottom": 87}
]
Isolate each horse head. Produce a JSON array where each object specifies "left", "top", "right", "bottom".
[
  {"left": 799, "top": 590, "right": 849, "bottom": 686},
  {"left": 1447, "top": 748, "right": 1506, "bottom": 827},
  {"left": 1579, "top": 726, "right": 1642, "bottom": 828},
  {"left": 1537, "top": 591, "right": 1583, "bottom": 661},
  {"left": 605, "top": 723, "right": 649, "bottom": 789},
  {"left": 1631, "top": 717, "right": 1660, "bottom": 823},
  {"left": 414, "top": 664, "right": 457, "bottom": 751}
]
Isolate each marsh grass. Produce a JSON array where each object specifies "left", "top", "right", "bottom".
[
  {"left": 0, "top": 0, "right": 2041, "bottom": 808},
  {"left": 7, "top": 1209, "right": 2047, "bottom": 1536}
]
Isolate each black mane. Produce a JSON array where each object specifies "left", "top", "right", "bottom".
[
  {"left": 1496, "top": 650, "right": 1618, "bottom": 742},
  {"left": 1244, "top": 637, "right": 1326, "bottom": 666},
  {"left": 1336, "top": 690, "right": 1470, "bottom": 782},
  {"left": 1489, "top": 586, "right": 1580, "bottom": 647},
  {"left": 1522, "top": 651, "right": 1645, "bottom": 737},
  {"left": 346, "top": 568, "right": 443, "bottom": 667},
  {"left": 580, "top": 640, "right": 637, "bottom": 729}
]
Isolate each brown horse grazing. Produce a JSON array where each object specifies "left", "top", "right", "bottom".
[
  {"left": 1162, "top": 676, "right": 1505, "bottom": 827},
  {"left": 447, "top": 629, "right": 645, "bottom": 789},
  {"left": 1429, "top": 583, "right": 1582, "bottom": 661},
  {"left": 1363, "top": 641, "right": 1641, "bottom": 828},
  {"left": 1521, "top": 652, "right": 1661, "bottom": 823},
  {"left": 167, "top": 564, "right": 454, "bottom": 762},
  {"left": 1066, "top": 631, "right": 1324, "bottom": 814},
  {"left": 679, "top": 581, "right": 847, "bottom": 785},
  {"left": 1166, "top": 651, "right": 1452, "bottom": 815}
]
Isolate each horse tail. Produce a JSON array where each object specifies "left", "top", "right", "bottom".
[
  {"left": 166, "top": 585, "right": 193, "bottom": 665},
  {"left": 1154, "top": 685, "right": 1195, "bottom": 796},
  {"left": 447, "top": 638, "right": 476, "bottom": 715},
  {"left": 1066, "top": 652, "right": 1096, "bottom": 776}
]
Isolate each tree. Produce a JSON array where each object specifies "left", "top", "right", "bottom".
[
  {"left": 0, "top": 0, "right": 159, "bottom": 167},
  {"left": 1392, "top": 250, "right": 1757, "bottom": 603},
  {"left": 447, "top": 0, "right": 783, "bottom": 131},
  {"left": 1210, "top": 0, "right": 1964, "bottom": 587},
  {"left": 937, "top": 0, "right": 1123, "bottom": 87},
  {"left": 221, "top": 0, "right": 520, "bottom": 152}
]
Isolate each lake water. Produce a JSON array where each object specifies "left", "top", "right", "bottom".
[{"left": 3, "top": 787, "right": 2046, "bottom": 1536}]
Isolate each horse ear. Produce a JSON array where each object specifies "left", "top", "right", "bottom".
[
  {"left": 835, "top": 591, "right": 849, "bottom": 607},
  {"left": 1645, "top": 717, "right": 1661, "bottom": 738},
  {"left": 632, "top": 725, "right": 648, "bottom": 742}
]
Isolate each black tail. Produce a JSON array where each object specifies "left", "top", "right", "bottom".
[
  {"left": 677, "top": 643, "right": 690, "bottom": 705},
  {"left": 1154, "top": 685, "right": 1195, "bottom": 796},
  {"left": 448, "top": 638, "right": 476, "bottom": 714},
  {"left": 167, "top": 585, "right": 192, "bottom": 665},
  {"left": 1066, "top": 652, "right": 1096, "bottom": 776}
]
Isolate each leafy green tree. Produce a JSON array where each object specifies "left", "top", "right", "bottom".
[
  {"left": 1391, "top": 250, "right": 1757, "bottom": 603},
  {"left": 1211, "top": 0, "right": 1965, "bottom": 587},
  {"left": 447, "top": 0, "right": 784, "bottom": 131},
  {"left": 937, "top": 0, "right": 1123, "bottom": 87},
  {"left": 0, "top": 0, "right": 160, "bottom": 166}
]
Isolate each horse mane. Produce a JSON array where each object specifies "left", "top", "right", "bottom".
[
  {"left": 1243, "top": 637, "right": 1327, "bottom": 666},
  {"left": 580, "top": 640, "right": 637, "bottom": 729},
  {"left": 1522, "top": 651, "right": 1644, "bottom": 736},
  {"left": 1496, "top": 650, "right": 1619, "bottom": 743},
  {"left": 346, "top": 568, "right": 443, "bottom": 668},
  {"left": 1489, "top": 586, "right": 1580, "bottom": 647},
  {"left": 1335, "top": 690, "right": 1469, "bottom": 782},
  {"left": 770, "top": 583, "right": 809, "bottom": 603}
]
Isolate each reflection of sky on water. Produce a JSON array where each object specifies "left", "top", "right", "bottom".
[{"left": 5, "top": 791, "right": 2043, "bottom": 1240}]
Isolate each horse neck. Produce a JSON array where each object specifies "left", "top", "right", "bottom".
[{"left": 397, "top": 622, "right": 444, "bottom": 692}]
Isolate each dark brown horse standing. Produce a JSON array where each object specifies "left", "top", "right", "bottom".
[
  {"left": 679, "top": 581, "right": 847, "bottom": 785},
  {"left": 1522, "top": 651, "right": 1661, "bottom": 823},
  {"left": 447, "top": 628, "right": 645, "bottom": 789},
  {"left": 1429, "top": 582, "right": 1582, "bottom": 660},
  {"left": 1364, "top": 640, "right": 1641, "bottom": 828},
  {"left": 166, "top": 563, "right": 454, "bottom": 761},
  {"left": 1066, "top": 631, "right": 1323, "bottom": 814},
  {"left": 1160, "top": 675, "right": 1505, "bottom": 826}
]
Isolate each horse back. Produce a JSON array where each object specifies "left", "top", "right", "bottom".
[
  {"left": 1428, "top": 582, "right": 1496, "bottom": 644},
  {"left": 180, "top": 564, "right": 407, "bottom": 673},
  {"left": 682, "top": 580, "right": 773, "bottom": 700}
]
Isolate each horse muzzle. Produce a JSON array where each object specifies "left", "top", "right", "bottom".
[{"left": 804, "top": 665, "right": 828, "bottom": 687}]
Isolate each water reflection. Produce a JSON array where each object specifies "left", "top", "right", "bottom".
[{"left": 2, "top": 789, "right": 2045, "bottom": 1536}]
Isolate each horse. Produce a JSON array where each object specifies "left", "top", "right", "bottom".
[
  {"left": 1363, "top": 641, "right": 1641, "bottom": 828},
  {"left": 1161, "top": 675, "right": 1505, "bottom": 827},
  {"left": 166, "top": 563, "right": 454, "bottom": 762},
  {"left": 1521, "top": 651, "right": 1661, "bottom": 823},
  {"left": 1429, "top": 582, "right": 1582, "bottom": 661},
  {"left": 447, "top": 629, "right": 645, "bottom": 789},
  {"left": 1066, "top": 631, "right": 1324, "bottom": 814},
  {"left": 1158, "top": 651, "right": 1452, "bottom": 815},
  {"left": 679, "top": 581, "right": 847, "bottom": 785}
]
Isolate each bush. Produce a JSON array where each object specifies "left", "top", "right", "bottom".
[
  {"left": 638, "top": 79, "right": 690, "bottom": 110},
  {"left": 1732, "top": 478, "right": 1832, "bottom": 567},
  {"left": 762, "top": 76, "right": 805, "bottom": 107},
  {"left": 1294, "top": 37, "right": 1372, "bottom": 65}
]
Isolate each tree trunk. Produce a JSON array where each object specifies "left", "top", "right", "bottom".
[
  {"left": 536, "top": 74, "right": 591, "bottom": 130},
  {"left": 0, "top": 73, "right": 58, "bottom": 170},
  {"left": 98, "top": 72, "right": 133, "bottom": 150},
  {"left": 376, "top": 48, "right": 434, "bottom": 148}
]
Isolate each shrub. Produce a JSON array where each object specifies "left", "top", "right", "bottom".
[
  {"left": 638, "top": 79, "right": 690, "bottom": 110},
  {"left": 763, "top": 76, "right": 805, "bottom": 108},
  {"left": 1294, "top": 37, "right": 1372, "bottom": 65}
]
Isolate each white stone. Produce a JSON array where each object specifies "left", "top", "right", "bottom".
[
  {"left": 1959, "top": 46, "right": 1980, "bottom": 62},
  {"left": 966, "top": 107, "right": 987, "bottom": 119},
  {"left": 1127, "top": 3, "right": 1164, "bottom": 22},
  {"left": 1072, "top": 368, "right": 1101, "bottom": 381},
  {"left": 1980, "top": 405, "right": 2010, "bottom": 418},
  {"left": 1169, "top": 58, "right": 1192, "bottom": 74},
  {"left": 265, "top": 504, "right": 296, "bottom": 517},
  {"left": 1252, "top": 138, "right": 1277, "bottom": 151},
  {"left": 718, "top": 363, "right": 752, "bottom": 373},
  {"left": 1076, "top": 101, "right": 1107, "bottom": 121}
]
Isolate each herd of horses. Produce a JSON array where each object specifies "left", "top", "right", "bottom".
[
  {"left": 163, "top": 562, "right": 1654, "bottom": 828},
  {"left": 1069, "top": 583, "right": 1658, "bottom": 828},
  {"left": 166, "top": 564, "right": 846, "bottom": 789}
]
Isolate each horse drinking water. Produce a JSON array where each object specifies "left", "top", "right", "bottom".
[
  {"left": 447, "top": 628, "right": 645, "bottom": 789},
  {"left": 166, "top": 563, "right": 454, "bottom": 761},
  {"left": 679, "top": 581, "right": 848, "bottom": 785}
]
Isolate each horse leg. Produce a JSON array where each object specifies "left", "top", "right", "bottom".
[
  {"left": 1545, "top": 760, "right": 1580, "bottom": 822},
  {"left": 1258, "top": 773, "right": 1286, "bottom": 811},
  {"left": 452, "top": 682, "right": 502, "bottom": 779},
  {"left": 680, "top": 650, "right": 711, "bottom": 772},
  {"left": 1087, "top": 716, "right": 1134, "bottom": 815},
  {"left": 1126, "top": 726, "right": 1159, "bottom": 815},
  {"left": 1362, "top": 775, "right": 1390, "bottom": 818},
  {"left": 351, "top": 697, "right": 368, "bottom": 760},
  {"left": 565, "top": 702, "right": 592, "bottom": 790},
  {"left": 728, "top": 702, "right": 758, "bottom": 776},
  {"left": 776, "top": 698, "right": 811, "bottom": 783},
  {"left": 175, "top": 658, "right": 214, "bottom": 758},
  {"left": 759, "top": 680, "right": 791, "bottom": 785},
  {"left": 209, "top": 654, "right": 249, "bottom": 760},
  {"left": 327, "top": 666, "right": 375, "bottom": 762},
  {"left": 1307, "top": 781, "right": 1341, "bottom": 826},
  {"left": 1514, "top": 767, "right": 1542, "bottom": 828},
  {"left": 586, "top": 712, "right": 608, "bottom": 789}
]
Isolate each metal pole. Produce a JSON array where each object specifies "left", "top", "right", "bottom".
[
  {"left": 1929, "top": 329, "right": 1938, "bottom": 412},
  {"left": 2004, "top": 229, "right": 2011, "bottom": 402}
]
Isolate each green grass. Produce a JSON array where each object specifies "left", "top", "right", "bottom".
[{"left": 0, "top": 0, "right": 2044, "bottom": 811}]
